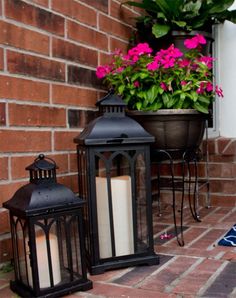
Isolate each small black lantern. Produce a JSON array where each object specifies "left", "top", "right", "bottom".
[
  {"left": 74, "top": 92, "right": 159, "bottom": 274},
  {"left": 3, "top": 154, "right": 92, "bottom": 298}
]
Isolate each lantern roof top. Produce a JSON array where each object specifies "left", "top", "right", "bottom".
[
  {"left": 74, "top": 92, "right": 155, "bottom": 146},
  {"left": 3, "top": 155, "right": 84, "bottom": 217}
]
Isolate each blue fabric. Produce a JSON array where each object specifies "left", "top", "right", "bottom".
[{"left": 218, "top": 225, "right": 236, "bottom": 247}]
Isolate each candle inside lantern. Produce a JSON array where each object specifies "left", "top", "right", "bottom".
[
  {"left": 96, "top": 175, "right": 134, "bottom": 258},
  {"left": 27, "top": 233, "right": 61, "bottom": 288}
]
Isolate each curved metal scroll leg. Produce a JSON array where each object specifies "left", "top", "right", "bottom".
[{"left": 185, "top": 153, "right": 201, "bottom": 222}]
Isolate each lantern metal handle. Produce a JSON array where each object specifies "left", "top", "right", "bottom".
[{"left": 34, "top": 154, "right": 57, "bottom": 170}]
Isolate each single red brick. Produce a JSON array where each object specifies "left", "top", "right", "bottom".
[
  {"left": 52, "top": 38, "right": 97, "bottom": 67},
  {"left": 110, "top": 38, "right": 129, "bottom": 53},
  {"left": 9, "top": 103, "right": 66, "bottom": 127},
  {"left": 210, "top": 179, "right": 236, "bottom": 194},
  {"left": 30, "top": 0, "right": 48, "bottom": 7},
  {"left": 0, "top": 75, "right": 49, "bottom": 102},
  {"left": 5, "top": 0, "right": 64, "bottom": 36},
  {"left": 217, "top": 137, "right": 232, "bottom": 155},
  {"left": 52, "top": 84, "right": 98, "bottom": 107},
  {"left": 7, "top": 50, "right": 65, "bottom": 82},
  {"left": 209, "top": 162, "right": 236, "bottom": 178},
  {"left": 52, "top": 0, "right": 96, "bottom": 27},
  {"left": 57, "top": 174, "right": 78, "bottom": 193},
  {"left": 0, "top": 209, "right": 10, "bottom": 233},
  {"left": 0, "top": 157, "right": 8, "bottom": 179},
  {"left": 0, "top": 48, "right": 3, "bottom": 70},
  {"left": 0, "top": 130, "right": 51, "bottom": 153},
  {"left": 69, "top": 153, "right": 78, "bottom": 172},
  {"left": 99, "top": 52, "right": 113, "bottom": 66},
  {"left": 67, "top": 21, "right": 108, "bottom": 50},
  {"left": 0, "top": 20, "right": 49, "bottom": 55},
  {"left": 79, "top": 0, "right": 108, "bottom": 13},
  {"left": 0, "top": 181, "right": 26, "bottom": 205},
  {"left": 210, "top": 194, "right": 236, "bottom": 207},
  {"left": 99, "top": 14, "right": 131, "bottom": 40},
  {"left": 0, "top": 102, "right": 6, "bottom": 126},
  {"left": 0, "top": 237, "right": 13, "bottom": 263},
  {"left": 54, "top": 131, "right": 78, "bottom": 151}
]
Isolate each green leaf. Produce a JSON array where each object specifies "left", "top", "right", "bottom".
[
  {"left": 162, "top": 93, "right": 170, "bottom": 107},
  {"left": 152, "top": 23, "right": 170, "bottom": 38},
  {"left": 209, "top": 0, "right": 234, "bottom": 14},
  {"left": 198, "top": 96, "right": 211, "bottom": 104},
  {"left": 118, "top": 85, "right": 125, "bottom": 94},
  {"left": 193, "top": 102, "right": 209, "bottom": 114},
  {"left": 146, "top": 85, "right": 159, "bottom": 103},
  {"left": 172, "top": 20, "right": 187, "bottom": 28},
  {"left": 136, "top": 102, "right": 142, "bottom": 110},
  {"left": 226, "top": 10, "right": 236, "bottom": 24},
  {"left": 140, "top": 72, "right": 149, "bottom": 79}
]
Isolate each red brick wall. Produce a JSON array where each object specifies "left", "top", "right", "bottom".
[{"left": 0, "top": 0, "right": 138, "bottom": 263}]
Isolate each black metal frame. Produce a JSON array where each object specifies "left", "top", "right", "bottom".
[
  {"left": 9, "top": 209, "right": 92, "bottom": 298},
  {"left": 77, "top": 143, "right": 159, "bottom": 274},
  {"left": 3, "top": 155, "right": 92, "bottom": 297}
]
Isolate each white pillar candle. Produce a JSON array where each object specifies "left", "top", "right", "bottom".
[
  {"left": 96, "top": 175, "right": 134, "bottom": 258},
  {"left": 27, "top": 233, "right": 61, "bottom": 288}
]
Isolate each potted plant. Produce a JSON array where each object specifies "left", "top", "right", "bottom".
[
  {"left": 96, "top": 34, "right": 223, "bottom": 150},
  {"left": 122, "top": 0, "right": 236, "bottom": 52}
]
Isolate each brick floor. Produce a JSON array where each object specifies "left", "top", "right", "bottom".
[{"left": 0, "top": 204, "right": 235, "bottom": 297}]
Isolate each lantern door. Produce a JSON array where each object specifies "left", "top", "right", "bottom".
[{"left": 78, "top": 144, "right": 158, "bottom": 274}]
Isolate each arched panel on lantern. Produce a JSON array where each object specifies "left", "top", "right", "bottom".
[{"left": 74, "top": 92, "right": 159, "bottom": 275}]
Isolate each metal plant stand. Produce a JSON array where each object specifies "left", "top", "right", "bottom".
[{"left": 151, "top": 123, "right": 210, "bottom": 246}]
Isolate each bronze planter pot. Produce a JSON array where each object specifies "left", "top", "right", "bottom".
[{"left": 127, "top": 109, "right": 208, "bottom": 151}]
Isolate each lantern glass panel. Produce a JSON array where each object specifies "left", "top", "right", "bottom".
[
  {"left": 94, "top": 148, "right": 150, "bottom": 259},
  {"left": 32, "top": 219, "right": 61, "bottom": 288},
  {"left": 23, "top": 213, "right": 85, "bottom": 290},
  {"left": 14, "top": 217, "right": 28, "bottom": 285},
  {"left": 135, "top": 153, "right": 149, "bottom": 252}
]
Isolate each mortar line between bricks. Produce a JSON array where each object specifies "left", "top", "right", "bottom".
[
  {"left": 197, "top": 260, "right": 229, "bottom": 297},
  {"left": 133, "top": 255, "right": 180, "bottom": 289},
  {"left": 201, "top": 206, "right": 221, "bottom": 221},
  {"left": 184, "top": 227, "right": 211, "bottom": 248},
  {"left": 218, "top": 206, "right": 236, "bottom": 223},
  {"left": 165, "top": 257, "right": 204, "bottom": 293},
  {"left": 105, "top": 267, "right": 134, "bottom": 283}
]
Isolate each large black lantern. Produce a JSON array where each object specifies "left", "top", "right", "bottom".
[
  {"left": 74, "top": 92, "right": 159, "bottom": 274},
  {"left": 3, "top": 154, "right": 92, "bottom": 297}
]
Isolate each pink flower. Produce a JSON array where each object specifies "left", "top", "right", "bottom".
[
  {"left": 184, "top": 34, "right": 206, "bottom": 49},
  {"left": 128, "top": 43, "right": 153, "bottom": 57},
  {"left": 181, "top": 81, "right": 187, "bottom": 86},
  {"left": 160, "top": 82, "right": 167, "bottom": 91},
  {"left": 133, "top": 81, "right": 140, "bottom": 88},
  {"left": 206, "top": 82, "right": 213, "bottom": 92},
  {"left": 196, "top": 34, "right": 207, "bottom": 45},
  {"left": 166, "top": 44, "right": 183, "bottom": 58},
  {"left": 162, "top": 57, "right": 175, "bottom": 68},
  {"left": 196, "top": 82, "right": 205, "bottom": 94},
  {"left": 178, "top": 59, "right": 190, "bottom": 68},
  {"left": 96, "top": 65, "right": 111, "bottom": 79},
  {"left": 198, "top": 56, "right": 214, "bottom": 69},
  {"left": 147, "top": 61, "right": 159, "bottom": 71},
  {"left": 114, "top": 67, "right": 124, "bottom": 73},
  {"left": 215, "top": 85, "right": 224, "bottom": 97}
]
